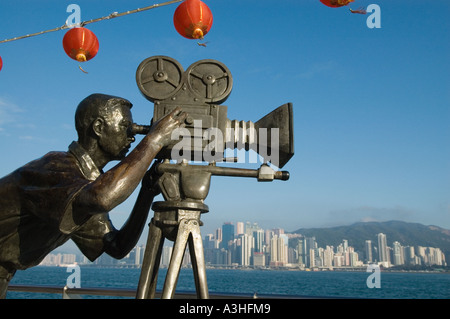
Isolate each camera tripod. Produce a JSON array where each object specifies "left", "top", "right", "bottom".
[{"left": 135, "top": 160, "right": 289, "bottom": 299}]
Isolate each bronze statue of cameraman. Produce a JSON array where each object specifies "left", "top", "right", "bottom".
[
  {"left": 0, "top": 56, "right": 294, "bottom": 299},
  {"left": 0, "top": 93, "right": 187, "bottom": 298}
]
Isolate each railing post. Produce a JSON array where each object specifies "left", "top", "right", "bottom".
[{"left": 63, "top": 285, "right": 82, "bottom": 299}]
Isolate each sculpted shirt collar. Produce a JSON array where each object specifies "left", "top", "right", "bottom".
[{"left": 68, "top": 141, "right": 101, "bottom": 181}]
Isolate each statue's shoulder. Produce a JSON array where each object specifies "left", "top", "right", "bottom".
[{"left": 17, "top": 150, "right": 82, "bottom": 182}]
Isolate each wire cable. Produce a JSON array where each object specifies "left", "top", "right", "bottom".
[{"left": 0, "top": 0, "right": 183, "bottom": 44}]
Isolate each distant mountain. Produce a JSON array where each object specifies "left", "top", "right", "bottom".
[{"left": 290, "top": 220, "right": 450, "bottom": 262}]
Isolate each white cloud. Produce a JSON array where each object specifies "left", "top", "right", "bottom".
[
  {"left": 296, "top": 61, "right": 338, "bottom": 79},
  {"left": 0, "top": 97, "right": 23, "bottom": 128},
  {"left": 19, "top": 135, "right": 36, "bottom": 140}
]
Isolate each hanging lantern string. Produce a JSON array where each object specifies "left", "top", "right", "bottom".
[{"left": 0, "top": 0, "right": 183, "bottom": 44}]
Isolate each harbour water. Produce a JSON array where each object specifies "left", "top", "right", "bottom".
[{"left": 7, "top": 266, "right": 450, "bottom": 299}]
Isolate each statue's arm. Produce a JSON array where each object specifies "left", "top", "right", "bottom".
[{"left": 104, "top": 164, "right": 160, "bottom": 259}]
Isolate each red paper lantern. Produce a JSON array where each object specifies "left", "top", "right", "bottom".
[
  {"left": 0, "top": 56, "right": 2, "bottom": 72},
  {"left": 173, "top": 0, "right": 213, "bottom": 40},
  {"left": 62, "top": 27, "right": 99, "bottom": 62},
  {"left": 320, "top": 0, "right": 354, "bottom": 8}
]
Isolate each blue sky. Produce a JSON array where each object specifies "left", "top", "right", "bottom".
[{"left": 0, "top": 0, "right": 449, "bottom": 240}]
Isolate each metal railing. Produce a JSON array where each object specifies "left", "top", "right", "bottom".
[{"left": 8, "top": 284, "right": 321, "bottom": 299}]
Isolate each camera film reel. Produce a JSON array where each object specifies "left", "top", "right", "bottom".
[
  {"left": 136, "top": 56, "right": 184, "bottom": 102},
  {"left": 186, "top": 59, "right": 233, "bottom": 104}
]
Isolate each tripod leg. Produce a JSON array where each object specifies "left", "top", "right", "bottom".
[
  {"left": 136, "top": 220, "right": 164, "bottom": 299},
  {"left": 161, "top": 219, "right": 191, "bottom": 299},
  {"left": 188, "top": 221, "right": 209, "bottom": 299}
]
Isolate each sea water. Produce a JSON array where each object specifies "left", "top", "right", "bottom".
[{"left": 7, "top": 266, "right": 450, "bottom": 299}]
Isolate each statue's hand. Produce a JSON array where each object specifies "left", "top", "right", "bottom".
[
  {"left": 150, "top": 107, "right": 188, "bottom": 147},
  {"left": 141, "top": 160, "right": 162, "bottom": 195}
]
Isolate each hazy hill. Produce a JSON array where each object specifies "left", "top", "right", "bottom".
[{"left": 290, "top": 220, "right": 450, "bottom": 262}]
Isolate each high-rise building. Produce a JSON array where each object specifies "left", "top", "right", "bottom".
[
  {"left": 296, "top": 236, "right": 317, "bottom": 268},
  {"left": 377, "top": 233, "right": 389, "bottom": 265},
  {"left": 253, "top": 252, "right": 265, "bottom": 267},
  {"left": 309, "top": 248, "right": 315, "bottom": 268},
  {"left": 62, "top": 254, "right": 76, "bottom": 265},
  {"left": 221, "top": 222, "right": 235, "bottom": 250},
  {"left": 236, "top": 222, "right": 244, "bottom": 236},
  {"left": 161, "top": 246, "right": 173, "bottom": 267},
  {"left": 238, "top": 233, "right": 253, "bottom": 266},
  {"left": 270, "top": 234, "right": 288, "bottom": 266},
  {"left": 307, "top": 236, "right": 317, "bottom": 253},
  {"left": 131, "top": 245, "right": 145, "bottom": 265},
  {"left": 343, "top": 239, "right": 348, "bottom": 252},
  {"left": 253, "top": 229, "right": 265, "bottom": 253},
  {"left": 405, "top": 246, "right": 416, "bottom": 265},
  {"left": 204, "top": 234, "right": 215, "bottom": 249},
  {"left": 323, "top": 246, "right": 334, "bottom": 268},
  {"left": 265, "top": 229, "right": 274, "bottom": 247},
  {"left": 393, "top": 241, "right": 404, "bottom": 265},
  {"left": 297, "top": 238, "right": 308, "bottom": 267},
  {"left": 215, "top": 227, "right": 222, "bottom": 242},
  {"left": 350, "top": 251, "right": 360, "bottom": 267},
  {"left": 365, "top": 240, "right": 373, "bottom": 263},
  {"left": 279, "top": 234, "right": 288, "bottom": 265},
  {"left": 270, "top": 235, "right": 278, "bottom": 264}
]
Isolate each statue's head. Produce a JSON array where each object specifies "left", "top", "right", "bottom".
[{"left": 75, "top": 93, "right": 135, "bottom": 161}]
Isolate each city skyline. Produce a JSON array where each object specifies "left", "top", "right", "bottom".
[{"left": 43, "top": 220, "right": 447, "bottom": 269}]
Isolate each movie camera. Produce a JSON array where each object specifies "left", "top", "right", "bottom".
[{"left": 132, "top": 56, "right": 294, "bottom": 299}]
